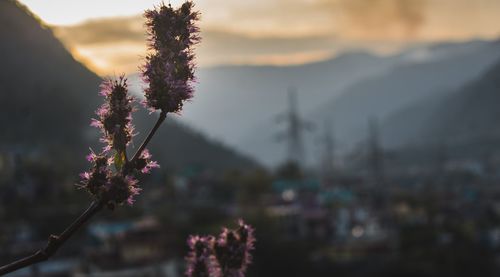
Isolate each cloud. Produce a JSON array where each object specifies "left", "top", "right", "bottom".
[
  {"left": 331, "top": 0, "right": 427, "bottom": 39},
  {"left": 53, "top": 16, "right": 145, "bottom": 45},
  {"left": 52, "top": 16, "right": 340, "bottom": 74},
  {"left": 199, "top": 30, "right": 337, "bottom": 66},
  {"left": 196, "top": 0, "right": 427, "bottom": 40}
]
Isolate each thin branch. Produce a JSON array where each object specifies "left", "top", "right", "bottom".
[
  {"left": 1, "top": 105, "right": 167, "bottom": 276},
  {"left": 0, "top": 200, "right": 105, "bottom": 276},
  {"left": 127, "top": 111, "right": 167, "bottom": 172}
]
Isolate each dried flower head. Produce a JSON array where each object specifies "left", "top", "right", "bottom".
[{"left": 142, "top": 1, "right": 200, "bottom": 113}]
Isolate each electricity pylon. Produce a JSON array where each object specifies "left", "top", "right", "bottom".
[{"left": 275, "top": 87, "right": 313, "bottom": 167}]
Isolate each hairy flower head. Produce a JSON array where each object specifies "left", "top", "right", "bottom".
[
  {"left": 106, "top": 175, "right": 141, "bottom": 206},
  {"left": 134, "top": 149, "right": 160, "bottom": 174},
  {"left": 186, "top": 235, "right": 214, "bottom": 277},
  {"left": 142, "top": 1, "right": 200, "bottom": 113},
  {"left": 79, "top": 150, "right": 110, "bottom": 198},
  {"left": 213, "top": 220, "right": 255, "bottom": 277},
  {"left": 80, "top": 150, "right": 141, "bottom": 206},
  {"left": 184, "top": 220, "right": 255, "bottom": 277},
  {"left": 82, "top": 76, "right": 144, "bottom": 206},
  {"left": 91, "top": 76, "right": 135, "bottom": 154}
]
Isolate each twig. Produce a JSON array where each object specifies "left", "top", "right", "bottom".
[
  {"left": 126, "top": 111, "right": 167, "bottom": 172},
  {"left": 0, "top": 200, "right": 105, "bottom": 276}
]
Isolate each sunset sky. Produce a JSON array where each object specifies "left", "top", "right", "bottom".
[{"left": 19, "top": 0, "right": 500, "bottom": 76}]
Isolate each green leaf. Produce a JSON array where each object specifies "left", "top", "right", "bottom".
[{"left": 114, "top": 151, "right": 126, "bottom": 171}]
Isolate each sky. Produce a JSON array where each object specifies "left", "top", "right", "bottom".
[{"left": 19, "top": 0, "right": 500, "bottom": 76}]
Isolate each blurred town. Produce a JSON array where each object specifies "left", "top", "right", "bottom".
[{"left": 3, "top": 108, "right": 500, "bottom": 276}]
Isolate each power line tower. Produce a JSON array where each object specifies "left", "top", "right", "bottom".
[
  {"left": 368, "top": 117, "right": 384, "bottom": 183},
  {"left": 276, "top": 88, "right": 312, "bottom": 167}
]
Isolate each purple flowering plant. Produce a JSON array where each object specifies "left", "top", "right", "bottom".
[
  {"left": 0, "top": 2, "right": 254, "bottom": 276},
  {"left": 143, "top": 1, "right": 200, "bottom": 113},
  {"left": 186, "top": 220, "right": 256, "bottom": 277}
]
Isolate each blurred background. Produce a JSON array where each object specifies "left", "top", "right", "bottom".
[{"left": 2, "top": 0, "right": 500, "bottom": 276}]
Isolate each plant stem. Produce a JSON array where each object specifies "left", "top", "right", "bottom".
[
  {"left": 0, "top": 200, "right": 104, "bottom": 276},
  {"left": 126, "top": 111, "right": 167, "bottom": 172}
]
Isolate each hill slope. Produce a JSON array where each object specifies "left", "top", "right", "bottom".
[
  {"left": 310, "top": 40, "right": 500, "bottom": 150},
  {"left": 382, "top": 57, "right": 500, "bottom": 150},
  {"left": 0, "top": 0, "right": 100, "bottom": 148}
]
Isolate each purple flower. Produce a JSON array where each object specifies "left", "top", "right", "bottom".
[
  {"left": 79, "top": 151, "right": 110, "bottom": 198},
  {"left": 78, "top": 2, "right": 202, "bottom": 208},
  {"left": 105, "top": 175, "right": 141, "bottom": 206},
  {"left": 81, "top": 76, "right": 156, "bottom": 206},
  {"left": 134, "top": 149, "right": 160, "bottom": 174},
  {"left": 184, "top": 220, "right": 255, "bottom": 277},
  {"left": 186, "top": 236, "right": 214, "bottom": 277},
  {"left": 142, "top": 1, "right": 200, "bottom": 113},
  {"left": 213, "top": 220, "right": 255, "bottom": 277},
  {"left": 92, "top": 76, "right": 135, "bottom": 154},
  {"left": 80, "top": 149, "right": 141, "bottom": 205}
]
